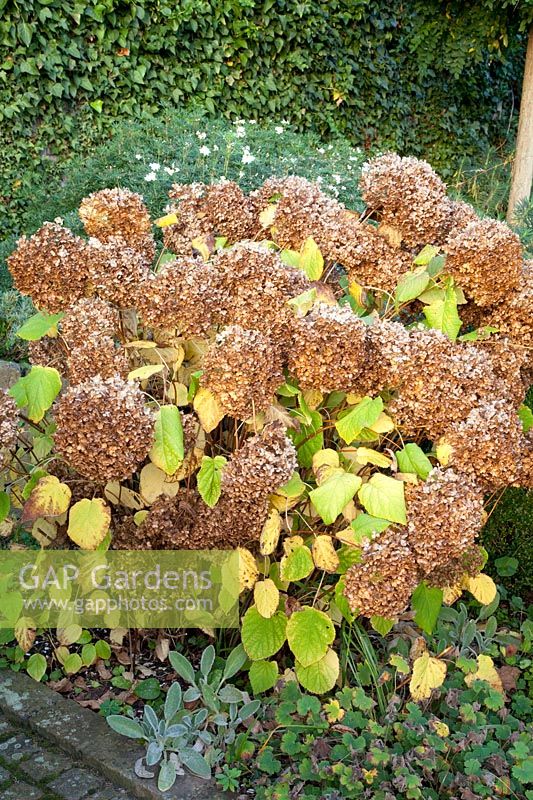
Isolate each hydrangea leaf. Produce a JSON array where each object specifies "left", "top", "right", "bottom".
[
  {"left": 411, "top": 581, "right": 443, "bottom": 634},
  {"left": 259, "top": 509, "right": 282, "bottom": 556},
  {"left": 414, "top": 244, "right": 440, "bottom": 266},
  {"left": 249, "top": 660, "right": 279, "bottom": 694},
  {"left": 518, "top": 404, "right": 533, "bottom": 433},
  {"left": 370, "top": 615, "right": 395, "bottom": 635},
  {"left": 299, "top": 237, "right": 324, "bottom": 280},
  {"left": 149, "top": 405, "right": 184, "bottom": 475},
  {"left": 241, "top": 607, "right": 287, "bottom": 660},
  {"left": 280, "top": 545, "right": 314, "bottom": 582},
  {"left": 193, "top": 387, "right": 224, "bottom": 433},
  {"left": 309, "top": 469, "right": 361, "bottom": 525},
  {"left": 350, "top": 514, "right": 390, "bottom": 542},
  {"left": 197, "top": 455, "right": 226, "bottom": 507},
  {"left": 21, "top": 475, "right": 71, "bottom": 523},
  {"left": 335, "top": 397, "right": 383, "bottom": 444},
  {"left": 395, "top": 268, "right": 430, "bottom": 303},
  {"left": 358, "top": 474, "right": 406, "bottom": 524},
  {"left": 254, "top": 579, "right": 280, "bottom": 619},
  {"left": 463, "top": 573, "right": 497, "bottom": 605},
  {"left": 287, "top": 607, "right": 335, "bottom": 667},
  {"left": 238, "top": 547, "right": 259, "bottom": 593},
  {"left": 423, "top": 280, "right": 462, "bottom": 340},
  {"left": 27, "top": 652, "right": 47, "bottom": 682},
  {"left": 396, "top": 443, "right": 432, "bottom": 479},
  {"left": 295, "top": 648, "right": 339, "bottom": 694},
  {"left": 410, "top": 651, "right": 447, "bottom": 700},
  {"left": 67, "top": 498, "right": 111, "bottom": 550},
  {"left": 15, "top": 311, "right": 64, "bottom": 341},
  {"left": 311, "top": 534, "right": 339, "bottom": 573},
  {"left": 9, "top": 366, "right": 61, "bottom": 422}
]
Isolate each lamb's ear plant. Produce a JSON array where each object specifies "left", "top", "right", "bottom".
[{"left": 106, "top": 643, "right": 259, "bottom": 791}]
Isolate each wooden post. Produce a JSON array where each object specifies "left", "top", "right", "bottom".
[{"left": 507, "top": 25, "right": 533, "bottom": 224}]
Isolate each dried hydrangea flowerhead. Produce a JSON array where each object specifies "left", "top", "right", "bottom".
[
  {"left": 214, "top": 242, "right": 310, "bottom": 350},
  {"left": 201, "top": 326, "right": 284, "bottom": 419},
  {"left": 426, "top": 545, "right": 485, "bottom": 590},
  {"left": 55, "top": 375, "right": 154, "bottom": 481},
  {"left": 79, "top": 188, "right": 155, "bottom": 266},
  {"left": 222, "top": 421, "right": 297, "bottom": 504},
  {"left": 201, "top": 180, "right": 256, "bottom": 242},
  {"left": 406, "top": 468, "right": 485, "bottom": 576},
  {"left": 444, "top": 218, "right": 522, "bottom": 307},
  {"left": 60, "top": 297, "right": 119, "bottom": 348},
  {"left": 445, "top": 200, "right": 479, "bottom": 237},
  {"left": 87, "top": 237, "right": 150, "bottom": 309},
  {"left": 136, "top": 490, "right": 202, "bottom": 549},
  {"left": 7, "top": 221, "right": 90, "bottom": 313},
  {"left": 288, "top": 302, "right": 369, "bottom": 392},
  {"left": 360, "top": 153, "right": 451, "bottom": 247},
  {"left": 163, "top": 182, "right": 209, "bottom": 256},
  {"left": 344, "top": 527, "right": 421, "bottom": 618},
  {"left": 194, "top": 495, "right": 269, "bottom": 549},
  {"left": 388, "top": 328, "right": 499, "bottom": 440},
  {"left": 363, "top": 318, "right": 412, "bottom": 395},
  {"left": 137, "top": 258, "right": 223, "bottom": 336},
  {"left": 488, "top": 260, "right": 533, "bottom": 350},
  {"left": 67, "top": 335, "right": 129, "bottom": 385},
  {"left": 29, "top": 337, "right": 68, "bottom": 375},
  {"left": 335, "top": 222, "right": 413, "bottom": 293},
  {"left": 0, "top": 389, "right": 18, "bottom": 465},
  {"left": 439, "top": 400, "right": 525, "bottom": 491}
]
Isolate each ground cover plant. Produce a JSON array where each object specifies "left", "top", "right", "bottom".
[{"left": 0, "top": 151, "right": 531, "bottom": 701}]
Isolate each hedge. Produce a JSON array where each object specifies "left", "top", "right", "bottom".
[{"left": 0, "top": 0, "right": 526, "bottom": 235}]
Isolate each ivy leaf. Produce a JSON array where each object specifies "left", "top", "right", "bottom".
[
  {"left": 411, "top": 581, "right": 443, "bottom": 634},
  {"left": 295, "top": 648, "right": 339, "bottom": 694},
  {"left": 149, "top": 405, "right": 184, "bottom": 476},
  {"left": 286, "top": 607, "right": 335, "bottom": 667},
  {"left": 9, "top": 366, "right": 61, "bottom": 422},
  {"left": 241, "top": 608, "right": 287, "bottom": 660},
  {"left": 197, "top": 455, "right": 226, "bottom": 507},
  {"left": 15, "top": 311, "right": 64, "bottom": 341},
  {"left": 249, "top": 660, "right": 279, "bottom": 694},
  {"left": 335, "top": 397, "right": 383, "bottom": 444},
  {"left": 21, "top": 475, "right": 71, "bottom": 523},
  {"left": 358, "top": 474, "right": 406, "bottom": 524},
  {"left": 309, "top": 469, "right": 361, "bottom": 525},
  {"left": 423, "top": 280, "right": 461, "bottom": 340},
  {"left": 67, "top": 498, "right": 111, "bottom": 549},
  {"left": 396, "top": 443, "right": 432, "bottom": 479}
]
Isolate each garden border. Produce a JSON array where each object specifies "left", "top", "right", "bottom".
[{"left": 0, "top": 670, "right": 228, "bottom": 800}]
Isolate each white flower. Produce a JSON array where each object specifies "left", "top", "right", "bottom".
[
  {"left": 196, "top": 131, "right": 207, "bottom": 140},
  {"left": 149, "top": 162, "right": 161, "bottom": 171},
  {"left": 144, "top": 172, "right": 157, "bottom": 182},
  {"left": 235, "top": 125, "right": 246, "bottom": 138},
  {"left": 163, "top": 166, "right": 176, "bottom": 175},
  {"left": 333, "top": 174, "right": 341, "bottom": 184},
  {"left": 199, "top": 145, "right": 211, "bottom": 156},
  {"left": 241, "top": 147, "right": 255, "bottom": 164},
  {"left": 248, "top": 119, "right": 257, "bottom": 124},
  {"left": 317, "top": 147, "right": 326, "bottom": 154},
  {"left": 275, "top": 126, "right": 284, "bottom": 135},
  {"left": 135, "top": 154, "right": 142, "bottom": 160},
  {"left": 213, "top": 144, "right": 219, "bottom": 151}
]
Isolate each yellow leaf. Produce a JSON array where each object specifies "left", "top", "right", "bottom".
[
  {"left": 139, "top": 462, "right": 181, "bottom": 505},
  {"left": 22, "top": 476, "right": 71, "bottom": 523},
  {"left": 410, "top": 651, "right": 447, "bottom": 700},
  {"left": 312, "top": 535, "right": 339, "bottom": 573},
  {"left": 302, "top": 389, "right": 323, "bottom": 410},
  {"left": 124, "top": 340, "right": 158, "bottom": 349},
  {"left": 193, "top": 387, "right": 224, "bottom": 433},
  {"left": 31, "top": 518, "right": 57, "bottom": 547},
  {"left": 369, "top": 412, "right": 395, "bottom": 433},
  {"left": 254, "top": 579, "right": 280, "bottom": 618},
  {"left": 57, "top": 623, "right": 83, "bottom": 646},
  {"left": 238, "top": 547, "right": 259, "bottom": 593},
  {"left": 436, "top": 440, "right": 453, "bottom": 466},
  {"left": 349, "top": 281, "right": 365, "bottom": 306},
  {"left": 127, "top": 364, "right": 164, "bottom": 381},
  {"left": 354, "top": 447, "right": 392, "bottom": 468},
  {"left": 442, "top": 582, "right": 463, "bottom": 605},
  {"left": 465, "top": 654, "right": 503, "bottom": 693},
  {"left": 283, "top": 535, "right": 304, "bottom": 555},
  {"left": 67, "top": 498, "right": 111, "bottom": 550},
  {"left": 312, "top": 448, "right": 340, "bottom": 474},
  {"left": 15, "top": 620, "right": 36, "bottom": 653},
  {"left": 155, "top": 212, "right": 179, "bottom": 227},
  {"left": 191, "top": 236, "right": 212, "bottom": 262},
  {"left": 433, "top": 721, "right": 450, "bottom": 737},
  {"left": 134, "top": 510, "right": 149, "bottom": 526},
  {"left": 259, "top": 509, "right": 282, "bottom": 556},
  {"left": 259, "top": 204, "right": 277, "bottom": 229},
  {"left": 104, "top": 481, "right": 145, "bottom": 510},
  {"left": 463, "top": 573, "right": 497, "bottom": 605}
]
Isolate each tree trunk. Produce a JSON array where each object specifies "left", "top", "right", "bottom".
[{"left": 507, "top": 25, "right": 533, "bottom": 224}]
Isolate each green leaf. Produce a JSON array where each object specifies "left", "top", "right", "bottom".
[
  {"left": 358, "top": 474, "right": 406, "bottom": 524},
  {"left": 494, "top": 556, "right": 519, "bottom": 577},
  {"left": 280, "top": 249, "right": 301, "bottom": 268},
  {"left": 149, "top": 405, "right": 184, "bottom": 475},
  {"left": 15, "top": 311, "right": 64, "bottom": 341},
  {"left": 241, "top": 608, "right": 287, "bottom": 660},
  {"left": 286, "top": 607, "right": 335, "bottom": 667},
  {"left": 295, "top": 648, "right": 339, "bottom": 694},
  {"left": 350, "top": 514, "right": 390, "bottom": 542},
  {"left": 9, "top": 366, "right": 61, "bottom": 423},
  {"left": 249, "top": 660, "right": 279, "bottom": 693},
  {"left": 287, "top": 288, "right": 317, "bottom": 317},
  {"left": 81, "top": 643, "right": 97, "bottom": 666},
  {"left": 280, "top": 545, "right": 314, "bottom": 581},
  {"left": 164, "top": 682, "right": 182, "bottom": 721},
  {"left": 90, "top": 99, "right": 103, "bottom": 113},
  {"left": 424, "top": 279, "right": 461, "bottom": 341},
  {"left": 95, "top": 639, "right": 111, "bottom": 660},
  {"left": 518, "top": 404, "right": 533, "bottom": 433},
  {"left": 290, "top": 409, "right": 323, "bottom": 468},
  {"left": 414, "top": 245, "right": 439, "bottom": 266},
  {"left": 179, "top": 749, "right": 211, "bottom": 779},
  {"left": 134, "top": 677, "right": 161, "bottom": 700},
  {"left": 223, "top": 643, "right": 248, "bottom": 681},
  {"left": 169, "top": 651, "right": 196, "bottom": 684},
  {"left": 197, "top": 455, "right": 226, "bottom": 507},
  {"left": 63, "top": 653, "right": 83, "bottom": 675},
  {"left": 26, "top": 652, "right": 47, "bottom": 682},
  {"left": 0, "top": 492, "right": 9, "bottom": 524},
  {"left": 411, "top": 582, "right": 443, "bottom": 634},
  {"left": 396, "top": 443, "right": 432, "bottom": 479},
  {"left": 107, "top": 715, "right": 145, "bottom": 739},
  {"left": 335, "top": 397, "right": 383, "bottom": 444},
  {"left": 395, "top": 269, "right": 430, "bottom": 303},
  {"left": 370, "top": 616, "right": 395, "bottom": 635},
  {"left": 299, "top": 237, "right": 324, "bottom": 280},
  {"left": 158, "top": 759, "right": 177, "bottom": 792},
  {"left": 309, "top": 469, "right": 361, "bottom": 525}
]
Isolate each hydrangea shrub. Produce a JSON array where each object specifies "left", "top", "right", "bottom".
[{"left": 2, "top": 154, "right": 532, "bottom": 694}]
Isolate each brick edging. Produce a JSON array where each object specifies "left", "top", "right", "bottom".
[{"left": 0, "top": 670, "right": 228, "bottom": 800}]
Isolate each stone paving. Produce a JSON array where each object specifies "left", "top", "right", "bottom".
[{"left": 0, "top": 712, "right": 136, "bottom": 800}]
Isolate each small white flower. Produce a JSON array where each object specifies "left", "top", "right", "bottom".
[
  {"left": 213, "top": 144, "right": 219, "bottom": 151},
  {"left": 248, "top": 119, "right": 257, "bottom": 124},
  {"left": 196, "top": 131, "right": 207, "bottom": 140},
  {"left": 235, "top": 125, "right": 246, "bottom": 138},
  {"left": 163, "top": 166, "right": 175, "bottom": 175},
  {"left": 241, "top": 149, "right": 255, "bottom": 164},
  {"left": 135, "top": 154, "right": 142, "bottom": 160},
  {"left": 144, "top": 172, "right": 157, "bottom": 182},
  {"left": 199, "top": 145, "right": 211, "bottom": 156},
  {"left": 275, "top": 126, "right": 284, "bottom": 135},
  {"left": 149, "top": 162, "right": 161, "bottom": 171},
  {"left": 317, "top": 147, "right": 326, "bottom": 154},
  {"left": 333, "top": 174, "right": 341, "bottom": 183}
]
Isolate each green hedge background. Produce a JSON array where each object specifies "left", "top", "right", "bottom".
[{"left": 0, "top": 0, "right": 527, "bottom": 235}]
